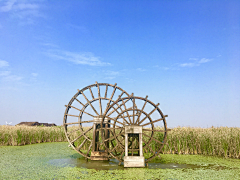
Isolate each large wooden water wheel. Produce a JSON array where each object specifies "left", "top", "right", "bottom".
[
  {"left": 63, "top": 82, "right": 130, "bottom": 160},
  {"left": 100, "top": 95, "right": 169, "bottom": 164}
]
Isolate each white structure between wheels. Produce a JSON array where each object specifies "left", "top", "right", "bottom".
[{"left": 124, "top": 125, "right": 145, "bottom": 167}]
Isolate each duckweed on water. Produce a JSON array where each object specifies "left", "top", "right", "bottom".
[{"left": 0, "top": 142, "right": 239, "bottom": 179}]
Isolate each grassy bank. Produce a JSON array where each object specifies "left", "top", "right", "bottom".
[
  {"left": 0, "top": 142, "right": 239, "bottom": 179},
  {"left": 1, "top": 125, "right": 240, "bottom": 159}
]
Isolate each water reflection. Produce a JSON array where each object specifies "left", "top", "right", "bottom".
[{"left": 48, "top": 157, "right": 199, "bottom": 170}]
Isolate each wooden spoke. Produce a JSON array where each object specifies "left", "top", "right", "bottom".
[
  {"left": 103, "top": 83, "right": 117, "bottom": 115},
  {"left": 104, "top": 132, "right": 125, "bottom": 142},
  {"left": 110, "top": 105, "right": 130, "bottom": 125},
  {"left": 64, "top": 122, "right": 79, "bottom": 125},
  {"left": 132, "top": 96, "right": 136, "bottom": 124},
  {"left": 131, "top": 136, "right": 134, "bottom": 155},
  {"left": 137, "top": 103, "right": 159, "bottom": 125},
  {"left": 65, "top": 114, "right": 79, "bottom": 118},
  {"left": 96, "top": 82, "right": 103, "bottom": 115},
  {"left": 112, "top": 119, "right": 126, "bottom": 126},
  {"left": 142, "top": 138, "right": 155, "bottom": 154},
  {"left": 64, "top": 120, "right": 94, "bottom": 125},
  {"left": 136, "top": 96, "right": 148, "bottom": 124},
  {"left": 105, "top": 121, "right": 123, "bottom": 128},
  {"left": 70, "top": 126, "right": 93, "bottom": 143},
  {"left": 80, "top": 111, "right": 95, "bottom": 117},
  {"left": 80, "top": 120, "right": 95, "bottom": 123},
  {"left": 143, "top": 128, "right": 169, "bottom": 132},
  {"left": 86, "top": 142, "right": 92, "bottom": 156},
  {"left": 67, "top": 128, "right": 81, "bottom": 136},
  {"left": 65, "top": 104, "right": 81, "bottom": 111},
  {"left": 109, "top": 83, "right": 117, "bottom": 101},
  {"left": 88, "top": 87, "right": 95, "bottom": 99},
  {"left": 65, "top": 105, "right": 95, "bottom": 117},
  {"left": 119, "top": 97, "right": 132, "bottom": 124},
  {"left": 141, "top": 117, "right": 165, "bottom": 127},
  {"left": 75, "top": 98, "right": 85, "bottom": 107},
  {"left": 112, "top": 135, "right": 125, "bottom": 152},
  {"left": 110, "top": 141, "right": 118, "bottom": 153},
  {"left": 79, "top": 90, "right": 99, "bottom": 116},
  {"left": 107, "top": 98, "right": 131, "bottom": 116},
  {"left": 142, "top": 132, "right": 164, "bottom": 145},
  {"left": 76, "top": 139, "right": 87, "bottom": 151},
  {"left": 104, "top": 85, "right": 108, "bottom": 98},
  {"left": 96, "top": 127, "right": 124, "bottom": 131}
]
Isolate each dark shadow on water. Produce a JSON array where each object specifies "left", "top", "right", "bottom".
[{"left": 48, "top": 154, "right": 200, "bottom": 170}]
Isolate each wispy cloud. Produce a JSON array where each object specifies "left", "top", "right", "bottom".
[
  {"left": 47, "top": 50, "right": 111, "bottom": 66},
  {"left": 154, "top": 57, "right": 213, "bottom": 71},
  {"left": 0, "top": 60, "right": 9, "bottom": 68},
  {"left": 31, "top": 73, "right": 38, "bottom": 77},
  {"left": 2, "top": 75, "right": 22, "bottom": 81},
  {"left": 179, "top": 63, "right": 199, "bottom": 67},
  {"left": 0, "top": 70, "right": 11, "bottom": 76},
  {"left": 179, "top": 58, "right": 212, "bottom": 68},
  {"left": 104, "top": 70, "right": 119, "bottom": 80},
  {"left": 0, "top": 0, "right": 16, "bottom": 12},
  {"left": 0, "top": 60, "right": 22, "bottom": 82},
  {"left": 0, "top": 0, "right": 43, "bottom": 25},
  {"left": 136, "top": 68, "right": 146, "bottom": 72}
]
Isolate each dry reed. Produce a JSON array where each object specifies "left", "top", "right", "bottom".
[{"left": 1, "top": 125, "right": 239, "bottom": 159}]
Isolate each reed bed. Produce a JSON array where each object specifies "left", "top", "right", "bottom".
[
  {"left": 0, "top": 125, "right": 66, "bottom": 146},
  {"left": 1, "top": 125, "right": 240, "bottom": 159},
  {"left": 162, "top": 126, "right": 240, "bottom": 159}
]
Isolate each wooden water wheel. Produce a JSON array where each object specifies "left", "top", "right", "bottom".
[
  {"left": 63, "top": 82, "right": 130, "bottom": 159},
  {"left": 100, "top": 95, "right": 169, "bottom": 163}
]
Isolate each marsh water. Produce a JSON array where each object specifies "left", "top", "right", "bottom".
[{"left": 48, "top": 157, "right": 199, "bottom": 170}]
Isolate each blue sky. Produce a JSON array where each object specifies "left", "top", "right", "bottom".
[{"left": 0, "top": 0, "right": 239, "bottom": 127}]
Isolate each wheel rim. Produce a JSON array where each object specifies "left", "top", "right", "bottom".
[
  {"left": 63, "top": 82, "right": 129, "bottom": 159},
  {"left": 101, "top": 95, "right": 169, "bottom": 162}
]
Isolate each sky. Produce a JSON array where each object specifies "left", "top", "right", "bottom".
[{"left": 0, "top": 0, "right": 239, "bottom": 127}]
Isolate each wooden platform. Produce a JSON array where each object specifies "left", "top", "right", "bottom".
[{"left": 90, "top": 151, "right": 109, "bottom": 160}]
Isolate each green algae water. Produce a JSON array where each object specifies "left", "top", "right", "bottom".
[
  {"left": 0, "top": 142, "right": 239, "bottom": 179},
  {"left": 48, "top": 157, "right": 199, "bottom": 170}
]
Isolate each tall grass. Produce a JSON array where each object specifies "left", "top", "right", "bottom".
[
  {"left": 160, "top": 126, "right": 240, "bottom": 159},
  {"left": 0, "top": 125, "right": 66, "bottom": 146},
  {"left": 1, "top": 125, "right": 239, "bottom": 159}
]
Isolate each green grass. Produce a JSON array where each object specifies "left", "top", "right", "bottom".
[{"left": 0, "top": 142, "right": 239, "bottom": 179}]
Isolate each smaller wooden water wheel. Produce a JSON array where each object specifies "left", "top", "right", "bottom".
[
  {"left": 63, "top": 82, "right": 130, "bottom": 160},
  {"left": 100, "top": 94, "right": 169, "bottom": 164}
]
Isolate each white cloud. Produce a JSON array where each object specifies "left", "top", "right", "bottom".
[
  {"left": 179, "top": 63, "right": 199, "bottom": 67},
  {"left": 163, "top": 67, "right": 170, "bottom": 70},
  {"left": 0, "top": 59, "right": 22, "bottom": 82},
  {"left": 198, "top": 58, "right": 212, "bottom": 64},
  {"left": 0, "top": 0, "right": 16, "bottom": 12},
  {"left": 0, "top": 71, "right": 11, "bottom": 76},
  {"left": 189, "top": 58, "right": 198, "bottom": 61},
  {"left": 0, "top": 60, "right": 9, "bottom": 68},
  {"left": 104, "top": 70, "right": 119, "bottom": 79},
  {"left": 158, "top": 57, "right": 213, "bottom": 70},
  {"left": 136, "top": 68, "right": 146, "bottom": 72},
  {"left": 179, "top": 58, "right": 212, "bottom": 68},
  {"left": 2, "top": 75, "right": 22, "bottom": 81},
  {"left": 0, "top": 0, "right": 39, "bottom": 12},
  {"left": 31, "top": 73, "right": 38, "bottom": 77},
  {"left": 0, "top": 0, "right": 43, "bottom": 25},
  {"left": 48, "top": 50, "right": 111, "bottom": 66},
  {"left": 15, "top": 3, "right": 39, "bottom": 10}
]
